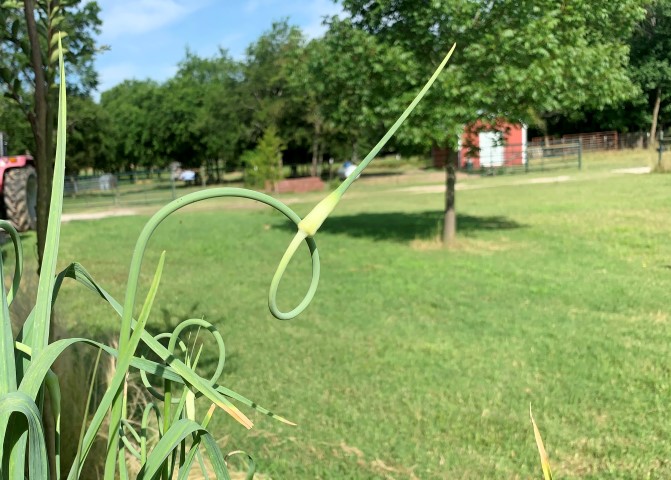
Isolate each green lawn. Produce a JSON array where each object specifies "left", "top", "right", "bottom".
[{"left": 14, "top": 160, "right": 671, "bottom": 478}]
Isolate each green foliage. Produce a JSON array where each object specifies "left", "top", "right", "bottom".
[
  {"left": 316, "top": 19, "right": 424, "bottom": 158},
  {"left": 100, "top": 80, "right": 162, "bottom": 171},
  {"left": 0, "top": 96, "right": 33, "bottom": 153},
  {"left": 0, "top": 0, "right": 102, "bottom": 101},
  {"left": 240, "top": 21, "right": 307, "bottom": 147},
  {"left": 160, "top": 49, "right": 244, "bottom": 170},
  {"left": 341, "top": 0, "right": 647, "bottom": 140},
  {"left": 629, "top": 0, "right": 671, "bottom": 132},
  {"left": 242, "top": 125, "right": 285, "bottom": 189},
  {"left": 66, "top": 95, "right": 112, "bottom": 173}
]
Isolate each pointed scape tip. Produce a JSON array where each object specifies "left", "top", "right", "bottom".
[{"left": 275, "top": 414, "right": 297, "bottom": 426}]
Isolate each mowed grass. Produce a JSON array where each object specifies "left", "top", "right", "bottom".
[{"left": 16, "top": 164, "right": 671, "bottom": 478}]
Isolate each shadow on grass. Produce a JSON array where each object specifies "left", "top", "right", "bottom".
[{"left": 278, "top": 210, "right": 525, "bottom": 243}]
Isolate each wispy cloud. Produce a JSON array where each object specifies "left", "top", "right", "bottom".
[
  {"left": 99, "top": 0, "right": 210, "bottom": 40},
  {"left": 97, "top": 62, "right": 140, "bottom": 92},
  {"left": 94, "top": 1, "right": 347, "bottom": 93},
  {"left": 243, "top": 0, "right": 343, "bottom": 38},
  {"left": 302, "top": 0, "right": 343, "bottom": 38}
]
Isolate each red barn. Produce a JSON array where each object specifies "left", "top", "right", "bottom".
[{"left": 459, "top": 120, "right": 527, "bottom": 169}]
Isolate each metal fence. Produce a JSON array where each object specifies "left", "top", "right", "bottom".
[
  {"left": 526, "top": 142, "right": 582, "bottom": 171},
  {"left": 460, "top": 141, "right": 582, "bottom": 174},
  {"left": 62, "top": 171, "right": 190, "bottom": 211},
  {"left": 531, "top": 131, "right": 653, "bottom": 152},
  {"left": 618, "top": 132, "right": 651, "bottom": 150},
  {"left": 531, "top": 131, "right": 617, "bottom": 152}
]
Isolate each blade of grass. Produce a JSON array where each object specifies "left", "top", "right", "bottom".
[
  {"left": 0, "top": 223, "right": 17, "bottom": 394},
  {"left": 56, "top": 263, "right": 292, "bottom": 424},
  {"left": 0, "top": 220, "right": 24, "bottom": 307},
  {"left": 66, "top": 252, "right": 165, "bottom": 480},
  {"left": 141, "top": 403, "right": 163, "bottom": 464},
  {"left": 28, "top": 34, "right": 67, "bottom": 361},
  {"left": 137, "top": 419, "right": 231, "bottom": 480},
  {"left": 44, "top": 370, "right": 61, "bottom": 480},
  {"left": 0, "top": 392, "right": 48, "bottom": 480},
  {"left": 73, "top": 348, "right": 102, "bottom": 476},
  {"left": 104, "top": 252, "right": 165, "bottom": 480}
]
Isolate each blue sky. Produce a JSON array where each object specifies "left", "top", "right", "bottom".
[{"left": 95, "top": 0, "right": 343, "bottom": 93}]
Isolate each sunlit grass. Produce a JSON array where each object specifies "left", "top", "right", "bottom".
[{"left": 41, "top": 167, "right": 671, "bottom": 478}]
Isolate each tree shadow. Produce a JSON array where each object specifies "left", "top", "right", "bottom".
[{"left": 277, "top": 210, "right": 525, "bottom": 243}]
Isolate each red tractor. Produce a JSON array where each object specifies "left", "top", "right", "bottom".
[{"left": 0, "top": 153, "right": 37, "bottom": 231}]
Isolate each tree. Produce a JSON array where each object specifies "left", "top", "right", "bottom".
[
  {"left": 0, "top": 0, "right": 101, "bottom": 265},
  {"left": 240, "top": 21, "right": 308, "bottom": 155},
  {"left": 286, "top": 38, "right": 330, "bottom": 176},
  {"left": 340, "top": 0, "right": 646, "bottom": 244},
  {"left": 101, "top": 80, "right": 162, "bottom": 172},
  {"left": 242, "top": 125, "right": 285, "bottom": 191},
  {"left": 629, "top": 0, "right": 671, "bottom": 145},
  {"left": 66, "top": 94, "right": 112, "bottom": 173},
  {"left": 157, "top": 49, "right": 244, "bottom": 178},
  {"left": 0, "top": 95, "right": 33, "bottom": 153},
  {"left": 316, "top": 18, "right": 421, "bottom": 163}
]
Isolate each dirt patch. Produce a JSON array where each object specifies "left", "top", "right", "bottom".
[
  {"left": 61, "top": 208, "right": 137, "bottom": 223},
  {"left": 397, "top": 174, "right": 572, "bottom": 195},
  {"left": 611, "top": 166, "right": 651, "bottom": 174},
  {"left": 526, "top": 175, "right": 570, "bottom": 184}
]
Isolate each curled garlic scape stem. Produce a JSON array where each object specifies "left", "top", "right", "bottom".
[{"left": 269, "top": 44, "right": 456, "bottom": 319}]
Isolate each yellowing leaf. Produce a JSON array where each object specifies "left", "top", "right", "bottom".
[{"left": 530, "top": 406, "right": 553, "bottom": 480}]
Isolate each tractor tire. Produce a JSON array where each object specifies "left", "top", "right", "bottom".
[{"left": 4, "top": 165, "right": 37, "bottom": 232}]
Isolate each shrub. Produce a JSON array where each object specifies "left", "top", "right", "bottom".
[{"left": 242, "top": 126, "right": 285, "bottom": 191}]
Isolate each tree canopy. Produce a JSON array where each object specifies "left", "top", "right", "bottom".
[{"left": 341, "top": 0, "right": 647, "bottom": 141}]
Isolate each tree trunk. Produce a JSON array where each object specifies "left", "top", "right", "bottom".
[
  {"left": 311, "top": 121, "right": 322, "bottom": 177},
  {"left": 311, "top": 134, "right": 319, "bottom": 177},
  {"left": 319, "top": 150, "right": 325, "bottom": 178},
  {"left": 442, "top": 149, "right": 457, "bottom": 246},
  {"left": 650, "top": 87, "right": 662, "bottom": 149},
  {"left": 215, "top": 158, "right": 221, "bottom": 183},
  {"left": 24, "top": 0, "right": 52, "bottom": 269}
]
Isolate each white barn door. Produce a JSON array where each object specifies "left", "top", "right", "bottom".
[{"left": 479, "top": 131, "right": 504, "bottom": 167}]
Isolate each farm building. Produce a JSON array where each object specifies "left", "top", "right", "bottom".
[
  {"left": 432, "top": 120, "right": 527, "bottom": 169},
  {"left": 460, "top": 121, "right": 527, "bottom": 169}
]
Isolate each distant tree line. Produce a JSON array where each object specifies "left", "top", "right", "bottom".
[
  {"left": 0, "top": 18, "right": 424, "bottom": 180},
  {"left": 1, "top": 1, "right": 666, "bottom": 182},
  {"left": 0, "top": 0, "right": 667, "bottom": 251}
]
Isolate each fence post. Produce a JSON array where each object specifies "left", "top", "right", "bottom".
[
  {"left": 659, "top": 131, "right": 664, "bottom": 168},
  {"left": 578, "top": 139, "right": 582, "bottom": 170}
]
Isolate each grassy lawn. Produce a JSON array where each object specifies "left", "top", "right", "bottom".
[{"left": 13, "top": 157, "right": 671, "bottom": 478}]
